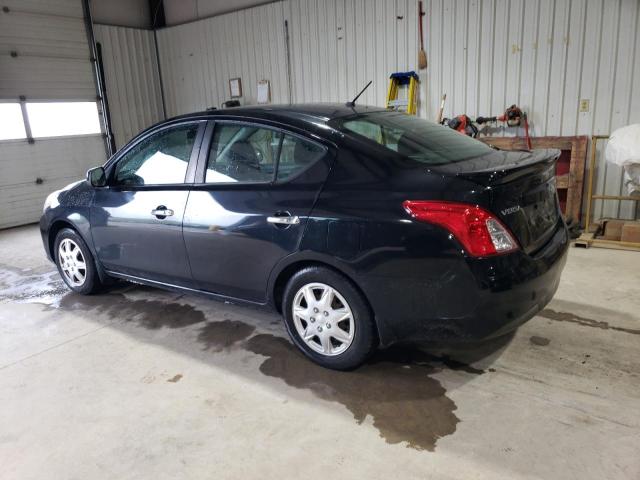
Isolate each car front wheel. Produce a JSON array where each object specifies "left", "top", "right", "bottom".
[
  {"left": 54, "top": 228, "right": 103, "bottom": 295},
  {"left": 282, "top": 266, "right": 377, "bottom": 370}
]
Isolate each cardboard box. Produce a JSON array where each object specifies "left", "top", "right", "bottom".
[
  {"left": 621, "top": 222, "right": 640, "bottom": 243},
  {"left": 602, "top": 219, "right": 626, "bottom": 240}
]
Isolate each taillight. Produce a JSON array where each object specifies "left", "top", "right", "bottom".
[{"left": 403, "top": 200, "right": 518, "bottom": 257}]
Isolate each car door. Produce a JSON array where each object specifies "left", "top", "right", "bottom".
[
  {"left": 90, "top": 120, "right": 205, "bottom": 287},
  {"left": 182, "top": 120, "right": 332, "bottom": 303}
]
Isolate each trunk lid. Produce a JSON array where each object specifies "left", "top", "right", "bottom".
[{"left": 434, "top": 148, "right": 562, "bottom": 254}]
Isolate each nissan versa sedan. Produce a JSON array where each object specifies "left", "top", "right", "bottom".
[{"left": 40, "top": 104, "right": 569, "bottom": 369}]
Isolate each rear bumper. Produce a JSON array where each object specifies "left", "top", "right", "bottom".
[{"left": 361, "top": 219, "right": 569, "bottom": 345}]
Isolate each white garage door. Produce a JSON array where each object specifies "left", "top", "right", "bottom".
[{"left": 0, "top": 0, "right": 106, "bottom": 229}]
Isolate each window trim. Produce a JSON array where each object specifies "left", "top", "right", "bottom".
[
  {"left": 104, "top": 120, "right": 206, "bottom": 190},
  {"left": 194, "top": 119, "right": 329, "bottom": 187}
]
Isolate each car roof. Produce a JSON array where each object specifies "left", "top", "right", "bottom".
[{"left": 169, "top": 103, "right": 388, "bottom": 125}]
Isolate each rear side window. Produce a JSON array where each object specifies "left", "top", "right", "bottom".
[
  {"left": 205, "top": 123, "right": 326, "bottom": 184},
  {"left": 277, "top": 134, "right": 326, "bottom": 181},
  {"left": 331, "top": 111, "right": 492, "bottom": 165},
  {"left": 114, "top": 123, "right": 199, "bottom": 186},
  {"left": 206, "top": 124, "right": 281, "bottom": 183}
]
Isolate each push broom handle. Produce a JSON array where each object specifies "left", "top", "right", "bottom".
[{"left": 419, "top": 1, "right": 425, "bottom": 48}]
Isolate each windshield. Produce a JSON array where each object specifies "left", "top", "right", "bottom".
[{"left": 330, "top": 111, "right": 492, "bottom": 165}]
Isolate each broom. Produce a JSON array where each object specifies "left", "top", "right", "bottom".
[{"left": 418, "top": 1, "right": 427, "bottom": 70}]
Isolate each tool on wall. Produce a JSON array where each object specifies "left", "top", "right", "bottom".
[
  {"left": 441, "top": 115, "right": 479, "bottom": 137},
  {"left": 476, "top": 104, "right": 524, "bottom": 127},
  {"left": 221, "top": 100, "right": 241, "bottom": 108},
  {"left": 284, "top": 20, "right": 293, "bottom": 104},
  {"left": 436, "top": 93, "right": 446, "bottom": 123},
  {"left": 418, "top": 1, "right": 427, "bottom": 70},
  {"left": 386, "top": 71, "right": 419, "bottom": 115},
  {"left": 440, "top": 104, "right": 533, "bottom": 149},
  {"left": 523, "top": 112, "right": 532, "bottom": 149},
  {"left": 476, "top": 104, "right": 532, "bottom": 149}
]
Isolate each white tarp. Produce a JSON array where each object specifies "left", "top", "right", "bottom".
[{"left": 606, "top": 124, "right": 640, "bottom": 196}]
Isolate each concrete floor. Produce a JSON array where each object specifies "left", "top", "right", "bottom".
[{"left": 0, "top": 225, "right": 638, "bottom": 480}]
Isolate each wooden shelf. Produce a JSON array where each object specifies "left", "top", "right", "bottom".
[
  {"left": 479, "top": 136, "right": 588, "bottom": 224},
  {"left": 556, "top": 174, "right": 569, "bottom": 189}
]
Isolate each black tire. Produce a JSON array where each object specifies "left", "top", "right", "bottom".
[
  {"left": 282, "top": 266, "right": 378, "bottom": 370},
  {"left": 53, "top": 228, "right": 103, "bottom": 295}
]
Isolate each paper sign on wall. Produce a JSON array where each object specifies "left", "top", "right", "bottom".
[
  {"left": 229, "top": 78, "right": 242, "bottom": 98},
  {"left": 257, "top": 80, "right": 270, "bottom": 104}
]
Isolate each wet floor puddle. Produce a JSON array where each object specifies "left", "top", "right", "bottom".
[
  {"left": 540, "top": 308, "right": 640, "bottom": 335},
  {"left": 244, "top": 334, "right": 460, "bottom": 450},
  {"left": 529, "top": 335, "right": 551, "bottom": 346},
  {"left": 1, "top": 268, "right": 486, "bottom": 451},
  {"left": 0, "top": 265, "right": 68, "bottom": 302}
]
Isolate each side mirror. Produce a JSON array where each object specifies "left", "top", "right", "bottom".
[{"left": 87, "top": 166, "right": 106, "bottom": 187}]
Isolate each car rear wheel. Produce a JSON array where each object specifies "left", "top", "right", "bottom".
[
  {"left": 282, "top": 266, "right": 377, "bottom": 370},
  {"left": 54, "top": 228, "right": 103, "bottom": 294}
]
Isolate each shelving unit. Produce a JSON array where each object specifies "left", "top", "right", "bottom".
[
  {"left": 575, "top": 135, "right": 640, "bottom": 252},
  {"left": 479, "top": 136, "right": 588, "bottom": 225}
]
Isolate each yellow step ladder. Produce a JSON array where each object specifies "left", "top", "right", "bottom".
[{"left": 386, "top": 71, "right": 419, "bottom": 115}]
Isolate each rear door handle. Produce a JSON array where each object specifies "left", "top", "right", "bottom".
[
  {"left": 267, "top": 215, "right": 300, "bottom": 225},
  {"left": 151, "top": 206, "right": 174, "bottom": 218}
]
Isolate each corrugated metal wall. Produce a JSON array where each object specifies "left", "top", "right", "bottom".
[
  {"left": 94, "top": 24, "right": 164, "bottom": 148},
  {"left": 286, "top": 0, "right": 422, "bottom": 113},
  {"left": 421, "top": 0, "right": 640, "bottom": 221},
  {"left": 0, "top": 0, "right": 105, "bottom": 229},
  {"left": 154, "top": 0, "right": 640, "bottom": 223},
  {"left": 156, "top": 1, "right": 289, "bottom": 116}
]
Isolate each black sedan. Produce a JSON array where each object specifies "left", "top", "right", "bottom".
[{"left": 40, "top": 104, "right": 569, "bottom": 369}]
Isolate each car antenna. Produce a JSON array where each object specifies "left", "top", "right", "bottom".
[{"left": 345, "top": 80, "right": 372, "bottom": 108}]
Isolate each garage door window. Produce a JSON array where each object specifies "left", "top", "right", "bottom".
[
  {"left": 26, "top": 102, "right": 101, "bottom": 138},
  {"left": 0, "top": 103, "right": 27, "bottom": 140}
]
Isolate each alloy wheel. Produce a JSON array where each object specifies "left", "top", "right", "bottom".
[
  {"left": 292, "top": 282, "right": 355, "bottom": 356},
  {"left": 58, "top": 238, "right": 87, "bottom": 287}
]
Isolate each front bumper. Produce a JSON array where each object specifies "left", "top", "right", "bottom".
[
  {"left": 362, "top": 219, "right": 569, "bottom": 345},
  {"left": 39, "top": 215, "right": 54, "bottom": 262}
]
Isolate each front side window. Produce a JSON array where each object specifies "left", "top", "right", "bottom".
[
  {"left": 113, "top": 123, "right": 199, "bottom": 186},
  {"left": 206, "top": 124, "right": 281, "bottom": 183},
  {"left": 330, "top": 111, "right": 492, "bottom": 165}
]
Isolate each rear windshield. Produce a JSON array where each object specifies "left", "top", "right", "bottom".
[{"left": 330, "top": 111, "right": 492, "bottom": 165}]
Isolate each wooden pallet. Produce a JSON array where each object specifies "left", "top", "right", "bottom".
[
  {"left": 479, "top": 136, "right": 588, "bottom": 225},
  {"left": 575, "top": 231, "right": 640, "bottom": 252}
]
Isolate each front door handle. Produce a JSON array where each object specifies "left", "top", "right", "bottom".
[
  {"left": 151, "top": 206, "right": 174, "bottom": 218},
  {"left": 267, "top": 215, "right": 300, "bottom": 225}
]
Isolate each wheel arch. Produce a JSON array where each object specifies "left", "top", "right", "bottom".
[
  {"left": 269, "top": 256, "right": 392, "bottom": 346},
  {"left": 47, "top": 220, "right": 78, "bottom": 259},
  {"left": 47, "top": 217, "right": 110, "bottom": 284}
]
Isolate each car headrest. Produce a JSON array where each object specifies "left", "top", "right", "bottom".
[
  {"left": 229, "top": 140, "right": 258, "bottom": 165},
  {"left": 396, "top": 134, "right": 416, "bottom": 157},
  {"left": 293, "top": 139, "right": 313, "bottom": 165}
]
